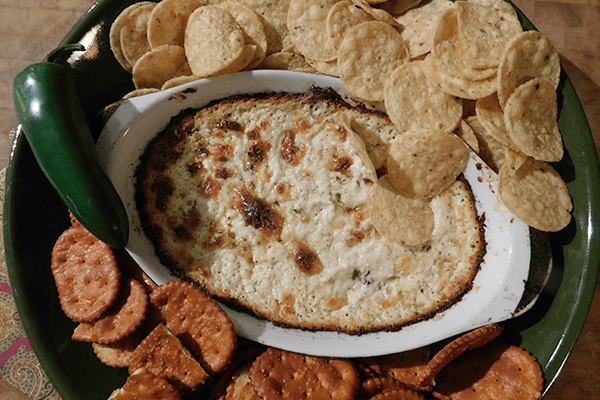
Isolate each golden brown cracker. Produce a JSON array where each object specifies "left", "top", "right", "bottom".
[
  {"left": 417, "top": 324, "right": 503, "bottom": 390},
  {"left": 108, "top": 367, "right": 182, "bottom": 400},
  {"left": 355, "top": 377, "right": 408, "bottom": 400},
  {"left": 432, "top": 342, "right": 543, "bottom": 400},
  {"left": 130, "top": 323, "right": 210, "bottom": 393},
  {"left": 248, "top": 348, "right": 359, "bottom": 400},
  {"left": 369, "top": 388, "right": 426, "bottom": 400},
  {"left": 51, "top": 223, "right": 121, "bottom": 322},
  {"left": 359, "top": 346, "right": 431, "bottom": 392},
  {"left": 72, "top": 278, "right": 149, "bottom": 344},
  {"left": 150, "top": 280, "right": 237, "bottom": 375}
]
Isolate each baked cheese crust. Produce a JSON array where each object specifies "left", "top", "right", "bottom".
[{"left": 135, "top": 89, "right": 485, "bottom": 334}]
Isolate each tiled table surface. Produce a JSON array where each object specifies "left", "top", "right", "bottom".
[{"left": 1, "top": 0, "right": 599, "bottom": 398}]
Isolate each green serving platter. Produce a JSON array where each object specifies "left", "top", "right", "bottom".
[{"left": 4, "top": 0, "right": 600, "bottom": 398}]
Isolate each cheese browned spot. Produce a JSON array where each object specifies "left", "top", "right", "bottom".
[{"left": 135, "top": 89, "right": 485, "bottom": 334}]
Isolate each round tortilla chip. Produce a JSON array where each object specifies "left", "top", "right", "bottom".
[
  {"left": 109, "top": 2, "right": 155, "bottom": 72},
  {"left": 432, "top": 342, "right": 543, "bottom": 400},
  {"left": 259, "top": 51, "right": 313, "bottom": 71},
  {"left": 456, "top": 0, "right": 522, "bottom": 69},
  {"left": 374, "top": 0, "right": 423, "bottom": 17},
  {"left": 453, "top": 119, "right": 480, "bottom": 153},
  {"left": 338, "top": 21, "right": 410, "bottom": 101},
  {"left": 503, "top": 78, "right": 563, "bottom": 162},
  {"left": 217, "top": 1, "right": 269, "bottom": 70},
  {"left": 475, "top": 93, "right": 515, "bottom": 148},
  {"left": 431, "top": 6, "right": 497, "bottom": 82},
  {"left": 497, "top": 30, "right": 561, "bottom": 106},
  {"left": 120, "top": 2, "right": 156, "bottom": 68},
  {"left": 147, "top": 0, "right": 206, "bottom": 49},
  {"left": 161, "top": 75, "right": 200, "bottom": 90},
  {"left": 132, "top": 44, "right": 192, "bottom": 89},
  {"left": 184, "top": 5, "right": 246, "bottom": 77},
  {"left": 368, "top": 175, "right": 435, "bottom": 246},
  {"left": 122, "top": 87, "right": 160, "bottom": 99},
  {"left": 395, "top": 0, "right": 454, "bottom": 59},
  {"left": 243, "top": 0, "right": 292, "bottom": 55},
  {"left": 384, "top": 60, "right": 463, "bottom": 134},
  {"left": 498, "top": 154, "right": 572, "bottom": 232},
  {"left": 306, "top": 58, "right": 339, "bottom": 76},
  {"left": 386, "top": 128, "right": 469, "bottom": 199},
  {"left": 422, "top": 54, "right": 498, "bottom": 100},
  {"left": 326, "top": 0, "right": 375, "bottom": 53},
  {"left": 287, "top": 0, "right": 339, "bottom": 61},
  {"left": 464, "top": 115, "right": 506, "bottom": 173}
]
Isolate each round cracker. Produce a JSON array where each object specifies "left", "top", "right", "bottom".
[
  {"left": 287, "top": 0, "right": 339, "bottom": 61},
  {"left": 51, "top": 224, "right": 121, "bottom": 323},
  {"left": 456, "top": 0, "right": 522, "bottom": 69},
  {"left": 147, "top": 0, "right": 206, "bottom": 49},
  {"left": 503, "top": 77, "right": 563, "bottom": 162},
  {"left": 497, "top": 30, "right": 561, "bottom": 106},
  {"left": 184, "top": 5, "right": 246, "bottom": 77},
  {"left": 359, "top": 346, "right": 432, "bottom": 392},
  {"left": 338, "top": 21, "right": 410, "bottom": 101},
  {"left": 132, "top": 44, "right": 192, "bottom": 89},
  {"left": 368, "top": 175, "right": 435, "bottom": 246},
  {"left": 150, "top": 280, "right": 237, "bottom": 375},
  {"left": 120, "top": 2, "right": 156, "bottom": 68},
  {"left": 386, "top": 128, "right": 469, "bottom": 199},
  {"left": 355, "top": 377, "right": 407, "bottom": 400},
  {"left": 498, "top": 155, "right": 572, "bottom": 232},
  {"left": 248, "top": 348, "right": 359, "bottom": 400},
  {"left": 109, "top": 2, "right": 155, "bottom": 72},
  {"left": 369, "top": 388, "right": 426, "bottom": 400},
  {"left": 72, "top": 278, "right": 149, "bottom": 344},
  {"left": 217, "top": 1, "right": 269, "bottom": 70},
  {"left": 384, "top": 60, "right": 463, "bottom": 134},
  {"left": 431, "top": 342, "right": 543, "bottom": 400}
]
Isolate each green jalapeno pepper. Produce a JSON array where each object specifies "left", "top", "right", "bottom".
[{"left": 13, "top": 44, "right": 129, "bottom": 248}]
